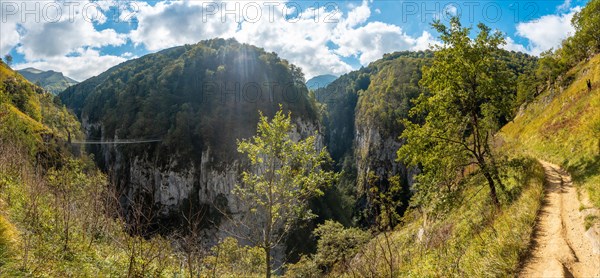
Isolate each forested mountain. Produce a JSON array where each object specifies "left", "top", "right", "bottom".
[
  {"left": 3, "top": 0, "right": 599, "bottom": 275},
  {"left": 1, "top": 61, "right": 111, "bottom": 274},
  {"left": 59, "top": 38, "right": 323, "bottom": 238},
  {"left": 1, "top": 60, "right": 209, "bottom": 276},
  {"left": 315, "top": 49, "right": 537, "bottom": 227},
  {"left": 17, "top": 67, "right": 78, "bottom": 95},
  {"left": 302, "top": 2, "right": 599, "bottom": 276},
  {"left": 306, "top": 74, "right": 337, "bottom": 90}
]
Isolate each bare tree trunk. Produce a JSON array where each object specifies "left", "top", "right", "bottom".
[
  {"left": 265, "top": 246, "right": 271, "bottom": 278},
  {"left": 483, "top": 170, "right": 499, "bottom": 208}
]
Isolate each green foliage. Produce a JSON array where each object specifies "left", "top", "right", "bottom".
[
  {"left": 60, "top": 38, "right": 318, "bottom": 166},
  {"left": 584, "top": 215, "right": 598, "bottom": 230},
  {"left": 368, "top": 174, "right": 404, "bottom": 230},
  {"left": 284, "top": 220, "right": 370, "bottom": 277},
  {"left": 312, "top": 220, "right": 370, "bottom": 273},
  {"left": 1, "top": 64, "right": 44, "bottom": 122},
  {"left": 234, "top": 107, "right": 338, "bottom": 276},
  {"left": 285, "top": 255, "right": 321, "bottom": 278},
  {"left": 316, "top": 51, "right": 433, "bottom": 164},
  {"left": 331, "top": 157, "right": 545, "bottom": 277},
  {"left": 502, "top": 52, "right": 600, "bottom": 208},
  {"left": 399, "top": 17, "right": 514, "bottom": 208},
  {"left": 17, "top": 68, "right": 79, "bottom": 95},
  {"left": 0, "top": 63, "right": 183, "bottom": 277},
  {"left": 355, "top": 56, "right": 429, "bottom": 134},
  {"left": 0, "top": 215, "right": 18, "bottom": 268},
  {"left": 317, "top": 48, "right": 533, "bottom": 228},
  {"left": 202, "top": 237, "right": 265, "bottom": 277},
  {"left": 518, "top": 0, "right": 600, "bottom": 95},
  {"left": 567, "top": 0, "right": 600, "bottom": 61},
  {"left": 3, "top": 55, "right": 12, "bottom": 65}
]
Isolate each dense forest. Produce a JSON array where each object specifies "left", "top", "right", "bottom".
[{"left": 1, "top": 0, "right": 600, "bottom": 276}]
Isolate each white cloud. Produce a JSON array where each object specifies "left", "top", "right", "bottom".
[
  {"left": 515, "top": 8, "right": 579, "bottom": 55},
  {"left": 129, "top": 1, "right": 238, "bottom": 51},
  {"left": 1, "top": 1, "right": 120, "bottom": 57},
  {"left": 0, "top": 20, "right": 20, "bottom": 56},
  {"left": 334, "top": 22, "right": 412, "bottom": 64},
  {"left": 234, "top": 2, "right": 351, "bottom": 78},
  {"left": 332, "top": 22, "right": 438, "bottom": 65},
  {"left": 344, "top": 0, "right": 371, "bottom": 28},
  {"left": 558, "top": 0, "right": 572, "bottom": 12},
  {"left": 412, "top": 31, "right": 438, "bottom": 51},
  {"left": 14, "top": 49, "right": 126, "bottom": 81},
  {"left": 3, "top": 0, "right": 442, "bottom": 80},
  {"left": 127, "top": 0, "right": 438, "bottom": 78},
  {"left": 1, "top": 1, "right": 126, "bottom": 81},
  {"left": 17, "top": 20, "right": 126, "bottom": 60},
  {"left": 502, "top": 37, "right": 528, "bottom": 53},
  {"left": 445, "top": 4, "right": 458, "bottom": 16}
]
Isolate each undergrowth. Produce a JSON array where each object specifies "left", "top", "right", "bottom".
[
  {"left": 501, "top": 54, "right": 600, "bottom": 208},
  {"left": 324, "top": 157, "right": 545, "bottom": 277}
]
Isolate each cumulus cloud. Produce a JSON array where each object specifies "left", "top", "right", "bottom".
[
  {"left": 557, "top": 0, "right": 572, "bottom": 12},
  {"left": 3, "top": 0, "right": 441, "bottom": 80},
  {"left": 1, "top": 1, "right": 127, "bottom": 81},
  {"left": 18, "top": 20, "right": 126, "bottom": 59},
  {"left": 14, "top": 48, "right": 126, "bottom": 81},
  {"left": 502, "top": 37, "right": 528, "bottom": 53},
  {"left": 0, "top": 20, "right": 20, "bottom": 56},
  {"left": 333, "top": 22, "right": 432, "bottom": 65},
  {"left": 233, "top": 2, "right": 351, "bottom": 78},
  {"left": 129, "top": 1, "right": 238, "bottom": 51},
  {"left": 128, "top": 0, "right": 438, "bottom": 78},
  {"left": 515, "top": 8, "right": 579, "bottom": 55}
]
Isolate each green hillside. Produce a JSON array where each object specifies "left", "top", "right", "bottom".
[
  {"left": 17, "top": 67, "right": 78, "bottom": 95},
  {"left": 60, "top": 38, "right": 317, "bottom": 165},
  {"left": 2, "top": 0, "right": 599, "bottom": 275},
  {"left": 502, "top": 54, "right": 600, "bottom": 207},
  {"left": 0, "top": 61, "right": 183, "bottom": 276},
  {"left": 296, "top": 1, "right": 600, "bottom": 276},
  {"left": 306, "top": 74, "right": 337, "bottom": 90}
]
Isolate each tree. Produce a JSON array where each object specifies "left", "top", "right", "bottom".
[
  {"left": 234, "top": 107, "right": 337, "bottom": 277},
  {"left": 570, "top": 0, "right": 600, "bottom": 59},
  {"left": 3, "top": 55, "right": 12, "bottom": 66},
  {"left": 312, "top": 220, "right": 370, "bottom": 275},
  {"left": 398, "top": 17, "right": 513, "bottom": 208}
]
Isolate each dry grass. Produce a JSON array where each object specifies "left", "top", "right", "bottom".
[
  {"left": 501, "top": 54, "right": 600, "bottom": 208},
  {"left": 333, "top": 158, "right": 546, "bottom": 277}
]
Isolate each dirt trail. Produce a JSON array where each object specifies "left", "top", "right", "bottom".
[{"left": 520, "top": 161, "right": 600, "bottom": 278}]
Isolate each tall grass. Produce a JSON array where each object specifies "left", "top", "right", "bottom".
[
  {"left": 335, "top": 157, "right": 545, "bottom": 277},
  {"left": 501, "top": 54, "right": 600, "bottom": 207}
]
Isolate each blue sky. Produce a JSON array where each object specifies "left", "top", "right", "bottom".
[{"left": 0, "top": 0, "right": 587, "bottom": 81}]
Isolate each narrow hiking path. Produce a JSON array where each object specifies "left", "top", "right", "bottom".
[{"left": 520, "top": 161, "right": 600, "bottom": 278}]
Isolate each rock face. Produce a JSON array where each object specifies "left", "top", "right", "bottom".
[
  {"left": 60, "top": 39, "right": 321, "bottom": 244},
  {"left": 354, "top": 122, "right": 417, "bottom": 226},
  {"left": 355, "top": 124, "right": 405, "bottom": 193},
  {"left": 81, "top": 115, "right": 321, "bottom": 243}
]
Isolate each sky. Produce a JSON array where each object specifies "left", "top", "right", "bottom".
[{"left": 0, "top": 0, "right": 588, "bottom": 81}]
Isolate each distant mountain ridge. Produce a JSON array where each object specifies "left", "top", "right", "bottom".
[
  {"left": 306, "top": 74, "right": 337, "bottom": 90},
  {"left": 18, "top": 67, "right": 78, "bottom": 95}
]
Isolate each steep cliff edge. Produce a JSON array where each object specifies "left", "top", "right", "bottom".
[
  {"left": 317, "top": 50, "right": 536, "bottom": 226},
  {"left": 59, "top": 39, "right": 321, "bottom": 237},
  {"left": 316, "top": 51, "right": 432, "bottom": 225}
]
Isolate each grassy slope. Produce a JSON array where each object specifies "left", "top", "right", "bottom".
[
  {"left": 0, "top": 62, "right": 181, "bottom": 276},
  {"left": 501, "top": 54, "right": 600, "bottom": 208},
  {"left": 334, "top": 158, "right": 545, "bottom": 277}
]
